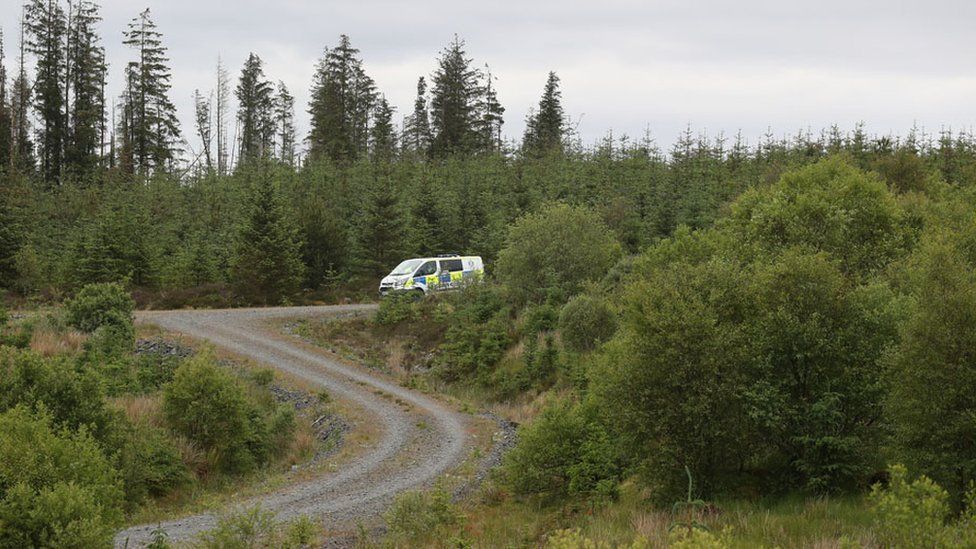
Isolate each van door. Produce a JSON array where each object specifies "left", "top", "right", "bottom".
[{"left": 412, "top": 260, "right": 438, "bottom": 291}]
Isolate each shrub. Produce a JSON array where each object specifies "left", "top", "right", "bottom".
[
  {"left": 118, "top": 421, "right": 191, "bottom": 505},
  {"left": 522, "top": 302, "right": 559, "bottom": 335},
  {"left": 197, "top": 506, "right": 321, "bottom": 549},
  {"left": 65, "top": 282, "right": 135, "bottom": 333},
  {"left": 375, "top": 292, "right": 419, "bottom": 325},
  {"left": 0, "top": 406, "right": 123, "bottom": 548},
  {"left": 496, "top": 203, "right": 622, "bottom": 305},
  {"left": 0, "top": 348, "right": 118, "bottom": 442},
  {"left": 385, "top": 488, "right": 459, "bottom": 542},
  {"left": 502, "top": 399, "right": 619, "bottom": 500},
  {"left": 439, "top": 285, "right": 511, "bottom": 380},
  {"left": 163, "top": 354, "right": 292, "bottom": 474},
  {"left": 558, "top": 294, "right": 617, "bottom": 352},
  {"left": 870, "top": 465, "right": 951, "bottom": 547}
]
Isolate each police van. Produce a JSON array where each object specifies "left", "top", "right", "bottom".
[{"left": 379, "top": 255, "right": 484, "bottom": 296}]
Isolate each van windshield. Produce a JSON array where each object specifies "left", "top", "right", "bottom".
[{"left": 390, "top": 259, "right": 424, "bottom": 276}]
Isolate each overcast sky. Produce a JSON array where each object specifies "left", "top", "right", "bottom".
[{"left": 3, "top": 0, "right": 975, "bottom": 155}]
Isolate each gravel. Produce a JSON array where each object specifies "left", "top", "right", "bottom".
[
  {"left": 134, "top": 337, "right": 193, "bottom": 359},
  {"left": 115, "top": 305, "right": 471, "bottom": 548}
]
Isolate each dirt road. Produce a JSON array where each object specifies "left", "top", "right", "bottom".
[{"left": 114, "top": 305, "right": 470, "bottom": 547}]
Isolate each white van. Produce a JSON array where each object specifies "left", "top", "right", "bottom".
[{"left": 379, "top": 255, "right": 484, "bottom": 296}]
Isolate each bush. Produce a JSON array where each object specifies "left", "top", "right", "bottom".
[
  {"left": 0, "top": 406, "right": 123, "bottom": 548},
  {"left": 438, "top": 285, "right": 512, "bottom": 380},
  {"left": 0, "top": 348, "right": 118, "bottom": 442},
  {"left": 870, "top": 465, "right": 951, "bottom": 547},
  {"left": 162, "top": 354, "right": 293, "bottom": 474},
  {"left": 118, "top": 421, "right": 191, "bottom": 505},
  {"left": 197, "top": 506, "right": 320, "bottom": 549},
  {"left": 65, "top": 282, "right": 135, "bottom": 333},
  {"left": 375, "top": 292, "right": 419, "bottom": 325},
  {"left": 502, "top": 399, "right": 619, "bottom": 500},
  {"left": 496, "top": 203, "right": 622, "bottom": 305},
  {"left": 558, "top": 294, "right": 617, "bottom": 352},
  {"left": 385, "top": 488, "right": 460, "bottom": 542}
]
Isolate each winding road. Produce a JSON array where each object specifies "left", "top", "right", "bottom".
[{"left": 115, "top": 305, "right": 472, "bottom": 547}]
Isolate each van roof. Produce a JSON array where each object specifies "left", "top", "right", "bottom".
[{"left": 410, "top": 255, "right": 481, "bottom": 261}]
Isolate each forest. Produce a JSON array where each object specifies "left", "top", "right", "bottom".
[{"left": 2, "top": 0, "right": 976, "bottom": 547}]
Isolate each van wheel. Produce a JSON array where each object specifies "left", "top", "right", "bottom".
[{"left": 410, "top": 289, "right": 425, "bottom": 301}]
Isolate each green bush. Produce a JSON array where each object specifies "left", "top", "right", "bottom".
[
  {"left": 0, "top": 406, "right": 123, "bottom": 548},
  {"left": 197, "top": 506, "right": 320, "bottom": 549},
  {"left": 65, "top": 282, "right": 135, "bottom": 333},
  {"left": 496, "top": 203, "right": 622, "bottom": 305},
  {"left": 0, "top": 348, "right": 119, "bottom": 442},
  {"left": 439, "top": 285, "right": 511, "bottom": 381},
  {"left": 502, "top": 399, "right": 619, "bottom": 500},
  {"left": 162, "top": 354, "right": 293, "bottom": 474},
  {"left": 558, "top": 294, "right": 617, "bottom": 352},
  {"left": 870, "top": 465, "right": 952, "bottom": 547},
  {"left": 384, "top": 488, "right": 460, "bottom": 542},
  {"left": 375, "top": 292, "right": 419, "bottom": 325},
  {"left": 118, "top": 421, "right": 191, "bottom": 505}
]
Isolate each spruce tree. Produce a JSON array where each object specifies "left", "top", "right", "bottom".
[
  {"left": 64, "top": 0, "right": 106, "bottom": 178},
  {"left": 0, "top": 30, "right": 12, "bottom": 171},
  {"left": 273, "top": 81, "right": 296, "bottom": 166},
  {"left": 402, "top": 77, "right": 431, "bottom": 156},
  {"left": 231, "top": 175, "right": 305, "bottom": 304},
  {"left": 523, "top": 71, "right": 565, "bottom": 155},
  {"left": 476, "top": 64, "right": 504, "bottom": 153},
  {"left": 120, "top": 8, "right": 180, "bottom": 175},
  {"left": 235, "top": 53, "right": 274, "bottom": 167},
  {"left": 11, "top": 14, "right": 35, "bottom": 173},
  {"left": 307, "top": 35, "right": 376, "bottom": 163},
  {"left": 369, "top": 96, "right": 396, "bottom": 161},
  {"left": 25, "top": 0, "right": 67, "bottom": 182},
  {"left": 356, "top": 176, "right": 407, "bottom": 276},
  {"left": 429, "top": 35, "right": 481, "bottom": 158},
  {"left": 0, "top": 191, "right": 19, "bottom": 286}
]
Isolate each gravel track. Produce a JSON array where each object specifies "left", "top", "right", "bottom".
[{"left": 115, "top": 305, "right": 470, "bottom": 548}]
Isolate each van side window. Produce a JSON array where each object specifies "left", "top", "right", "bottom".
[
  {"left": 415, "top": 261, "right": 437, "bottom": 277},
  {"left": 441, "top": 259, "right": 463, "bottom": 272}
]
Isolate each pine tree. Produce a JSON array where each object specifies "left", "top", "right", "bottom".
[
  {"left": 193, "top": 89, "right": 212, "bottom": 172},
  {"left": 429, "top": 35, "right": 482, "bottom": 158},
  {"left": 402, "top": 76, "right": 431, "bottom": 156},
  {"left": 307, "top": 35, "right": 376, "bottom": 163},
  {"left": 235, "top": 53, "right": 274, "bottom": 167},
  {"left": 25, "top": 0, "right": 67, "bottom": 182},
  {"left": 120, "top": 8, "right": 180, "bottom": 175},
  {"left": 0, "top": 29, "right": 13, "bottom": 171},
  {"left": 215, "top": 55, "right": 229, "bottom": 175},
  {"left": 231, "top": 175, "right": 305, "bottom": 304},
  {"left": 64, "top": 0, "right": 106, "bottom": 178},
  {"left": 476, "top": 64, "right": 504, "bottom": 153},
  {"left": 369, "top": 96, "right": 396, "bottom": 160},
  {"left": 0, "top": 191, "right": 19, "bottom": 285},
  {"left": 273, "top": 81, "right": 296, "bottom": 166},
  {"left": 522, "top": 71, "right": 565, "bottom": 155}
]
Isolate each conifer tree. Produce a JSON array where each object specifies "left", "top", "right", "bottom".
[
  {"left": 64, "top": 0, "right": 106, "bottom": 177},
  {"left": 402, "top": 76, "right": 431, "bottom": 156},
  {"left": 429, "top": 35, "right": 482, "bottom": 157},
  {"left": 119, "top": 8, "right": 180, "bottom": 175},
  {"left": 25, "top": 0, "right": 67, "bottom": 182},
  {"left": 11, "top": 14, "right": 35, "bottom": 173},
  {"left": 0, "top": 191, "right": 19, "bottom": 285},
  {"left": 273, "top": 81, "right": 296, "bottom": 166},
  {"left": 235, "top": 53, "right": 274, "bottom": 166},
  {"left": 193, "top": 89, "right": 212, "bottom": 172},
  {"left": 0, "top": 30, "right": 12, "bottom": 171},
  {"left": 307, "top": 35, "right": 376, "bottom": 163},
  {"left": 476, "top": 64, "right": 504, "bottom": 152},
  {"left": 369, "top": 96, "right": 396, "bottom": 161},
  {"left": 356, "top": 176, "right": 407, "bottom": 276},
  {"left": 522, "top": 71, "right": 565, "bottom": 155},
  {"left": 231, "top": 175, "right": 305, "bottom": 304}
]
